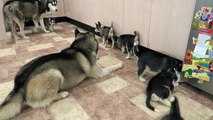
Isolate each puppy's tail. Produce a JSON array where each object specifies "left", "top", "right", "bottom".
[
  {"left": 170, "top": 97, "right": 182, "bottom": 117},
  {"left": 146, "top": 93, "right": 158, "bottom": 112},
  {"left": 0, "top": 89, "right": 24, "bottom": 120}
]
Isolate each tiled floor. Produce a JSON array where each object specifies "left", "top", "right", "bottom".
[{"left": 0, "top": 22, "right": 213, "bottom": 120}]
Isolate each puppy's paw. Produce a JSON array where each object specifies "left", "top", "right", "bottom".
[
  {"left": 139, "top": 76, "right": 146, "bottom": 82},
  {"left": 115, "top": 62, "right": 123, "bottom": 69},
  {"left": 169, "top": 96, "right": 175, "bottom": 102},
  {"left": 44, "top": 30, "right": 50, "bottom": 33},
  {"left": 22, "top": 36, "right": 30, "bottom": 40},
  {"left": 154, "top": 108, "right": 160, "bottom": 113},
  {"left": 60, "top": 91, "right": 69, "bottom": 98}
]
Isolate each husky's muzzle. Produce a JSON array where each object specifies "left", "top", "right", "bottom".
[{"left": 48, "top": 3, "right": 58, "bottom": 12}]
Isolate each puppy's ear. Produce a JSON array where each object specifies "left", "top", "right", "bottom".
[
  {"left": 75, "top": 29, "right": 80, "bottom": 38},
  {"left": 98, "top": 21, "right": 101, "bottom": 26}
]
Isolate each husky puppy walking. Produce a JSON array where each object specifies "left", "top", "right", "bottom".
[
  {"left": 3, "top": 0, "right": 58, "bottom": 40},
  {"left": 146, "top": 68, "right": 181, "bottom": 112},
  {"left": 0, "top": 29, "right": 123, "bottom": 120},
  {"left": 44, "top": 17, "right": 55, "bottom": 31},
  {"left": 134, "top": 45, "right": 180, "bottom": 82},
  {"left": 95, "top": 21, "right": 115, "bottom": 48},
  {"left": 117, "top": 31, "right": 139, "bottom": 59}
]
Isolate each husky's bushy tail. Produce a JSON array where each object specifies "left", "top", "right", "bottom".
[{"left": 0, "top": 89, "right": 24, "bottom": 120}]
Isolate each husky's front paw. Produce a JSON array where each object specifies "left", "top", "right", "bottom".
[
  {"left": 22, "top": 36, "right": 30, "bottom": 40},
  {"left": 115, "top": 62, "right": 123, "bottom": 70},
  {"left": 139, "top": 76, "right": 146, "bottom": 82},
  {"left": 169, "top": 96, "right": 175, "bottom": 102},
  {"left": 60, "top": 91, "right": 69, "bottom": 98},
  {"left": 44, "top": 30, "right": 50, "bottom": 33}
]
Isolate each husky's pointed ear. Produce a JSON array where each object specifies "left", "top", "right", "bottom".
[
  {"left": 98, "top": 21, "right": 101, "bottom": 26},
  {"left": 75, "top": 29, "right": 80, "bottom": 38},
  {"left": 111, "top": 22, "right": 113, "bottom": 27},
  {"left": 134, "top": 31, "right": 137, "bottom": 35}
]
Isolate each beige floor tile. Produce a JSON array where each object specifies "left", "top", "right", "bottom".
[
  {"left": 48, "top": 96, "right": 90, "bottom": 120},
  {"left": 96, "top": 76, "right": 129, "bottom": 94},
  {"left": 15, "top": 39, "right": 30, "bottom": 44},
  {"left": 130, "top": 93, "right": 170, "bottom": 119},
  {"left": 27, "top": 43, "right": 54, "bottom": 52},
  {"left": 131, "top": 93, "right": 213, "bottom": 120},
  {"left": 64, "top": 37, "right": 75, "bottom": 44},
  {"left": 67, "top": 24, "right": 77, "bottom": 28},
  {"left": 0, "top": 81, "right": 14, "bottom": 103},
  {"left": 98, "top": 55, "right": 123, "bottom": 68},
  {"left": 41, "top": 32, "right": 57, "bottom": 37},
  {"left": 53, "top": 36, "right": 65, "bottom": 42},
  {"left": 174, "top": 93, "right": 213, "bottom": 120},
  {"left": 54, "top": 26, "right": 63, "bottom": 30},
  {"left": 0, "top": 47, "right": 16, "bottom": 58}
]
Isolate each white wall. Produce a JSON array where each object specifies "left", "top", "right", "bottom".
[{"left": 64, "top": 0, "right": 196, "bottom": 60}]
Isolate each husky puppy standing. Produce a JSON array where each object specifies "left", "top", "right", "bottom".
[
  {"left": 95, "top": 21, "right": 115, "bottom": 48},
  {"left": 44, "top": 17, "right": 55, "bottom": 31},
  {"left": 3, "top": 0, "right": 58, "bottom": 40},
  {"left": 161, "top": 96, "right": 184, "bottom": 120},
  {"left": 146, "top": 68, "right": 181, "bottom": 112},
  {"left": 134, "top": 45, "right": 180, "bottom": 81},
  {"left": 0, "top": 29, "right": 123, "bottom": 120},
  {"left": 117, "top": 31, "right": 139, "bottom": 59}
]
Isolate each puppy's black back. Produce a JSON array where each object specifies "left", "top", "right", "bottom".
[{"left": 136, "top": 45, "right": 178, "bottom": 72}]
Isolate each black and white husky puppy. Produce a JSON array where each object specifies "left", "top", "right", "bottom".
[
  {"left": 44, "top": 17, "right": 55, "bottom": 31},
  {"left": 134, "top": 45, "right": 180, "bottom": 81},
  {"left": 146, "top": 68, "right": 181, "bottom": 112},
  {"left": 117, "top": 31, "right": 139, "bottom": 59},
  {"left": 95, "top": 21, "right": 115, "bottom": 48},
  {"left": 161, "top": 96, "right": 184, "bottom": 120}
]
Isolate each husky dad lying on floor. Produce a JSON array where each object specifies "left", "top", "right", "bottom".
[
  {"left": 0, "top": 29, "right": 123, "bottom": 120},
  {"left": 3, "top": 0, "right": 58, "bottom": 41}
]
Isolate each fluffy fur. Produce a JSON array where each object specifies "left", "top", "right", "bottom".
[
  {"left": 160, "top": 96, "right": 184, "bottom": 120},
  {"left": 95, "top": 21, "right": 115, "bottom": 48},
  {"left": 146, "top": 68, "right": 181, "bottom": 112},
  {"left": 117, "top": 31, "right": 139, "bottom": 59},
  {"left": 0, "top": 29, "right": 123, "bottom": 120},
  {"left": 134, "top": 45, "right": 180, "bottom": 82},
  {"left": 44, "top": 17, "right": 55, "bottom": 31},
  {"left": 3, "top": 0, "right": 58, "bottom": 41}
]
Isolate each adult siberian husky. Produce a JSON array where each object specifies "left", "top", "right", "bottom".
[
  {"left": 0, "top": 29, "right": 123, "bottom": 120},
  {"left": 3, "top": 0, "right": 58, "bottom": 40}
]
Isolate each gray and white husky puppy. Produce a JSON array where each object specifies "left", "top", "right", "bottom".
[
  {"left": 134, "top": 45, "right": 180, "bottom": 82},
  {"left": 44, "top": 17, "right": 55, "bottom": 31},
  {"left": 3, "top": 0, "right": 58, "bottom": 41},
  {"left": 117, "top": 31, "right": 139, "bottom": 59},
  {"left": 95, "top": 21, "right": 115, "bottom": 48},
  {"left": 146, "top": 68, "right": 181, "bottom": 112},
  {"left": 0, "top": 29, "right": 123, "bottom": 120}
]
